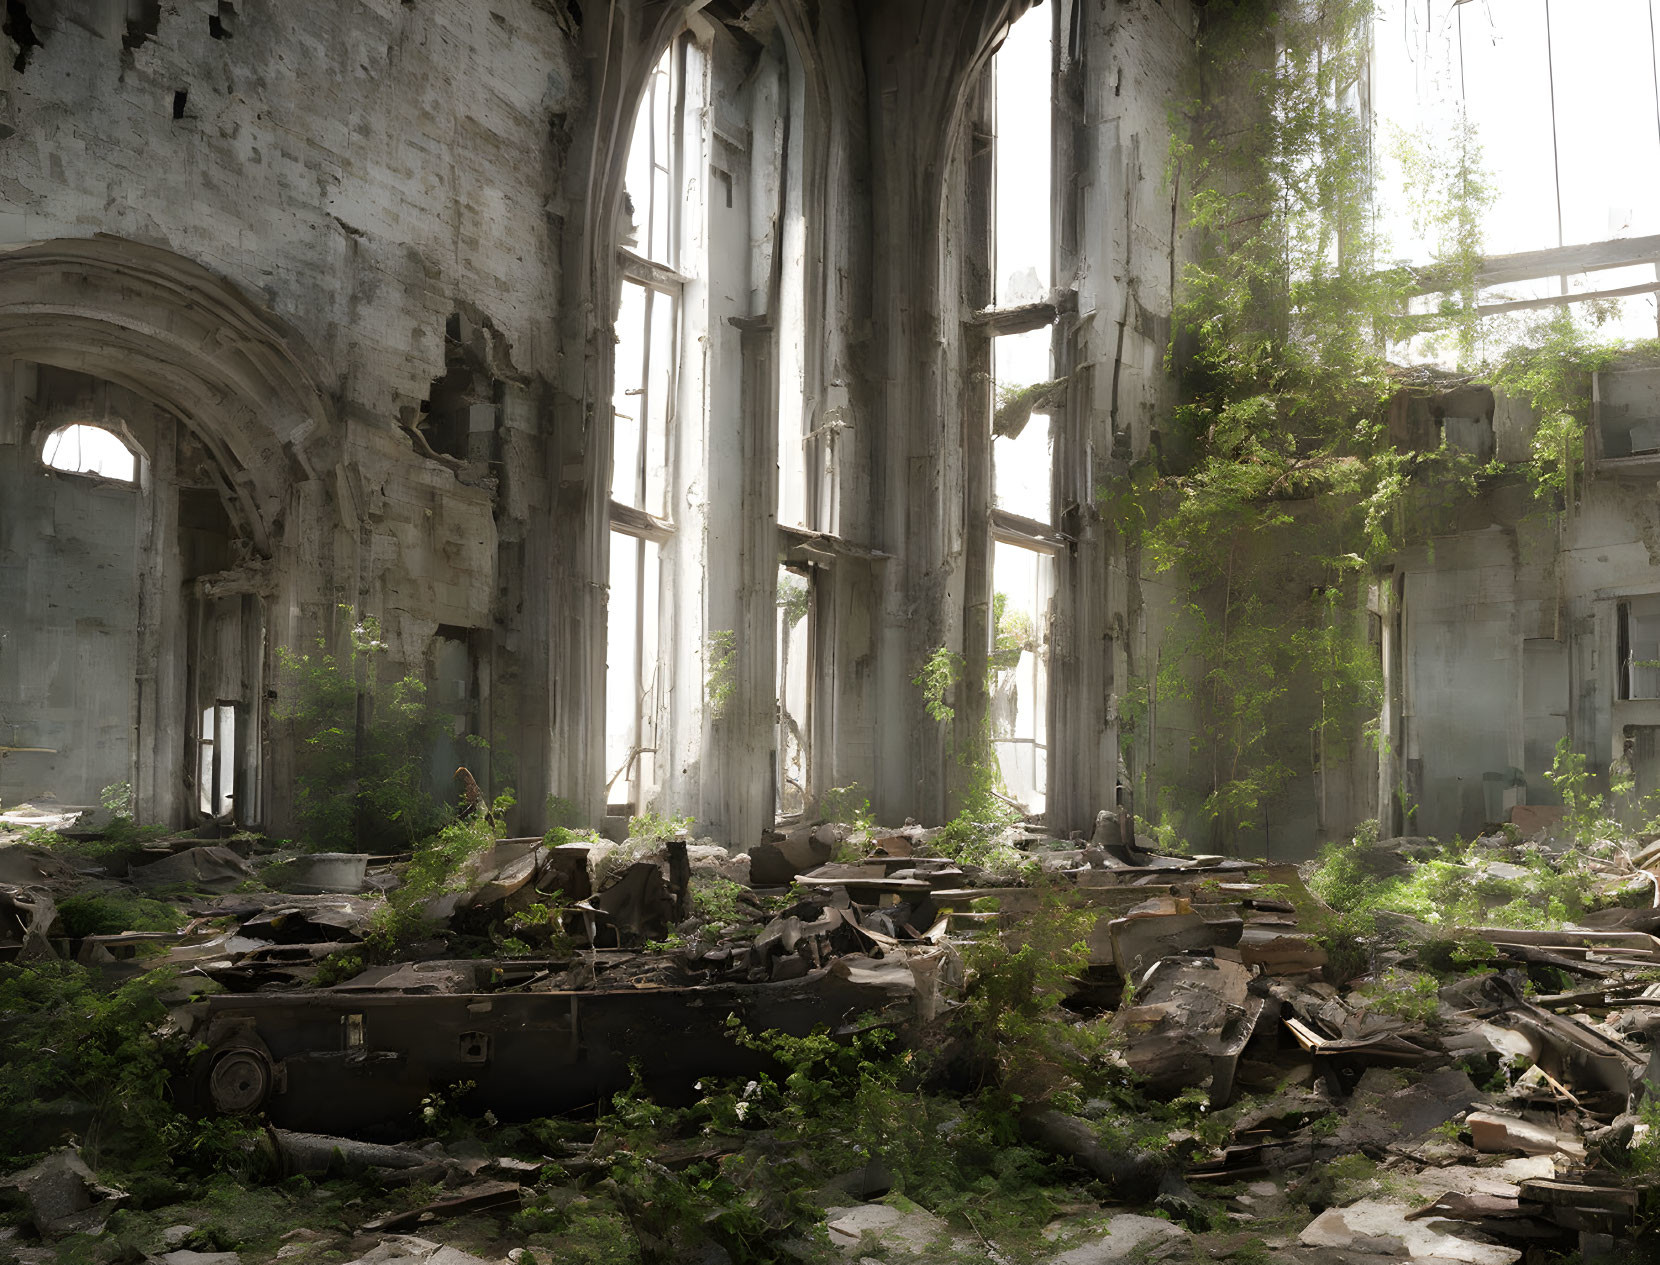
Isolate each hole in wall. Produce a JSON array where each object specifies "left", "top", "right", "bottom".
[
  {"left": 172, "top": 89, "right": 188, "bottom": 119},
  {"left": 208, "top": 1, "right": 233, "bottom": 39},
  {"left": 3, "top": 0, "right": 41, "bottom": 73},
  {"left": 122, "top": 0, "right": 160, "bottom": 50},
  {"left": 409, "top": 310, "right": 504, "bottom": 464}
]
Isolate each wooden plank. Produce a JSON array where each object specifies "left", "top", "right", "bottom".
[
  {"left": 1472, "top": 278, "right": 1660, "bottom": 317},
  {"left": 967, "top": 299, "right": 1061, "bottom": 337},
  {"left": 1410, "top": 233, "right": 1660, "bottom": 294},
  {"left": 991, "top": 507, "right": 1069, "bottom": 553}
]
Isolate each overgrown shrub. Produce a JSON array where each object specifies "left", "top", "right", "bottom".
[
  {"left": 0, "top": 964, "right": 184, "bottom": 1171},
  {"left": 274, "top": 609, "right": 457, "bottom": 851}
]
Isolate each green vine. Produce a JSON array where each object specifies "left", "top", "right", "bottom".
[{"left": 913, "top": 647, "right": 965, "bottom": 725}]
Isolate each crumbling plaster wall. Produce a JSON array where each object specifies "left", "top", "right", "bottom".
[
  {"left": 1391, "top": 441, "right": 1660, "bottom": 840},
  {"left": 1053, "top": 0, "right": 1197, "bottom": 833},
  {"left": 0, "top": 393, "right": 145, "bottom": 810},
  {"left": 0, "top": 0, "right": 583, "bottom": 828}
]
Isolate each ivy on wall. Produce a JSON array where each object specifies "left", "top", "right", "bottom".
[{"left": 1109, "top": 0, "right": 1660, "bottom": 850}]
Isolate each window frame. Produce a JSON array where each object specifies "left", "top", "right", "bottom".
[{"left": 605, "top": 37, "right": 692, "bottom": 817}]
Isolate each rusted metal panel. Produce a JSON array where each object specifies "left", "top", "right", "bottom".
[{"left": 190, "top": 962, "right": 938, "bottom": 1134}]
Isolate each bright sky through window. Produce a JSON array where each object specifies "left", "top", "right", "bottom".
[
  {"left": 41, "top": 424, "right": 138, "bottom": 482},
  {"left": 1373, "top": 0, "right": 1660, "bottom": 354}
]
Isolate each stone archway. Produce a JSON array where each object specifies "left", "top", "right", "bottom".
[
  {"left": 0, "top": 236, "right": 337, "bottom": 554},
  {"left": 0, "top": 237, "right": 339, "bottom": 827}
]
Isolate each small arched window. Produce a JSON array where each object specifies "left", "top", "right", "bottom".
[{"left": 41, "top": 423, "right": 140, "bottom": 483}]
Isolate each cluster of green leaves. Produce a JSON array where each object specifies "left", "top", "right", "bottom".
[
  {"left": 989, "top": 592, "right": 1035, "bottom": 672},
  {"left": 818, "top": 783, "right": 874, "bottom": 832},
  {"left": 626, "top": 811, "right": 692, "bottom": 844},
  {"left": 912, "top": 647, "right": 964, "bottom": 725},
  {"left": 56, "top": 891, "right": 185, "bottom": 938},
  {"left": 704, "top": 629, "right": 738, "bottom": 722},
  {"left": 1390, "top": 114, "right": 1496, "bottom": 366},
  {"left": 274, "top": 609, "right": 458, "bottom": 852},
  {"left": 359, "top": 789, "right": 516, "bottom": 954},
  {"left": 0, "top": 963, "right": 196, "bottom": 1173},
  {"left": 504, "top": 898, "right": 575, "bottom": 957},
  {"left": 1308, "top": 827, "right": 1594, "bottom": 937},
  {"left": 1351, "top": 967, "right": 1441, "bottom": 1024}
]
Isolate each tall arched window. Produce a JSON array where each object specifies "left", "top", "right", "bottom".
[
  {"left": 607, "top": 40, "right": 688, "bottom": 816},
  {"left": 986, "top": 4, "right": 1056, "bottom": 816}
]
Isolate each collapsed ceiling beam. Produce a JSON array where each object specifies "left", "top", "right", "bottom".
[{"left": 1408, "top": 233, "right": 1660, "bottom": 295}]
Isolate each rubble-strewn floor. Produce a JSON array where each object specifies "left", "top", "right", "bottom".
[{"left": 2, "top": 808, "right": 1658, "bottom": 1263}]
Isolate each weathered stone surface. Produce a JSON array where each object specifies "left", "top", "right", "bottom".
[
  {"left": 1044, "top": 1213, "right": 1187, "bottom": 1264},
  {"left": 823, "top": 1200, "right": 955, "bottom": 1256},
  {"left": 1299, "top": 1200, "right": 1520, "bottom": 1264}
]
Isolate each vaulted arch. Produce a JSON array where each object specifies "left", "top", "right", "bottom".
[{"left": 0, "top": 236, "right": 337, "bottom": 554}]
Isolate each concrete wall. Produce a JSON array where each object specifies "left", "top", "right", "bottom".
[
  {"left": 1389, "top": 362, "right": 1660, "bottom": 840},
  {"left": 0, "top": 430, "right": 142, "bottom": 809},
  {"left": 1055, "top": 0, "right": 1197, "bottom": 833}
]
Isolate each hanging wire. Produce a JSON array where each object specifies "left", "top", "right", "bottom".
[
  {"left": 1543, "top": 0, "right": 1566, "bottom": 300},
  {"left": 1650, "top": 0, "right": 1660, "bottom": 160}
]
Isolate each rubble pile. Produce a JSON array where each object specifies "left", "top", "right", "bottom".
[{"left": 1, "top": 809, "right": 1659, "bottom": 1263}]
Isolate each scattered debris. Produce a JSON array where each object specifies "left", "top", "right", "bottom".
[{"left": 0, "top": 1147, "right": 126, "bottom": 1238}]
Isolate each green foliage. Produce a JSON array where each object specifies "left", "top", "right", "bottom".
[
  {"left": 99, "top": 780, "right": 132, "bottom": 819},
  {"left": 819, "top": 783, "right": 874, "bottom": 832},
  {"left": 365, "top": 790, "right": 515, "bottom": 952},
  {"left": 1127, "top": 1, "right": 1422, "bottom": 848},
  {"left": 704, "top": 629, "right": 738, "bottom": 721},
  {"left": 954, "top": 879, "right": 1099, "bottom": 1103},
  {"left": 1488, "top": 313, "right": 1614, "bottom": 501},
  {"left": 1353, "top": 967, "right": 1440, "bottom": 1024},
  {"left": 1391, "top": 115, "right": 1496, "bottom": 365},
  {"left": 691, "top": 877, "right": 748, "bottom": 930},
  {"left": 990, "top": 592, "right": 1034, "bottom": 671},
  {"left": 0, "top": 963, "right": 185, "bottom": 1171},
  {"left": 1308, "top": 827, "right": 1592, "bottom": 940},
  {"left": 776, "top": 573, "right": 810, "bottom": 629},
  {"left": 545, "top": 794, "right": 586, "bottom": 829},
  {"left": 56, "top": 892, "right": 185, "bottom": 938},
  {"left": 913, "top": 647, "right": 964, "bottom": 725},
  {"left": 993, "top": 378, "right": 1066, "bottom": 440},
  {"left": 627, "top": 811, "right": 692, "bottom": 844},
  {"left": 274, "top": 609, "right": 456, "bottom": 851},
  {"left": 1546, "top": 735, "right": 1619, "bottom": 844}
]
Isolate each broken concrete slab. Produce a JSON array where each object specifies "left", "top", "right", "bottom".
[
  {"left": 1110, "top": 955, "right": 1260, "bottom": 1100},
  {"left": 129, "top": 847, "right": 254, "bottom": 893},
  {"left": 279, "top": 853, "right": 371, "bottom": 895},
  {"left": 1043, "top": 1213, "right": 1187, "bottom": 1264},
  {"left": 340, "top": 1236, "right": 497, "bottom": 1265},
  {"left": 823, "top": 1199, "right": 956, "bottom": 1256},
  {"left": 1299, "top": 1199, "right": 1520, "bottom": 1263},
  {"left": 1, "top": 1147, "right": 125, "bottom": 1238},
  {"left": 1465, "top": 1110, "right": 1587, "bottom": 1160},
  {"left": 1103, "top": 898, "right": 1243, "bottom": 976}
]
